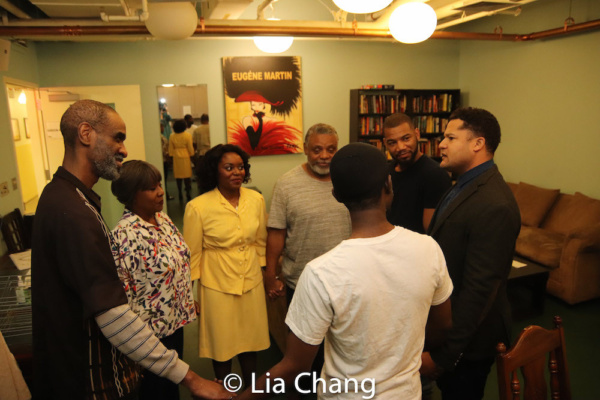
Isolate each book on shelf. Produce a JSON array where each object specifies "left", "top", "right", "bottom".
[
  {"left": 412, "top": 116, "right": 450, "bottom": 134},
  {"left": 418, "top": 137, "right": 444, "bottom": 157},
  {"left": 360, "top": 94, "right": 407, "bottom": 114},
  {"left": 411, "top": 93, "right": 454, "bottom": 113},
  {"left": 360, "top": 116, "right": 385, "bottom": 136},
  {"left": 361, "top": 139, "right": 383, "bottom": 150}
]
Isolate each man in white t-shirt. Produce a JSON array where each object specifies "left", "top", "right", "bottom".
[
  {"left": 264, "top": 123, "right": 351, "bottom": 393},
  {"left": 239, "top": 143, "right": 453, "bottom": 400}
]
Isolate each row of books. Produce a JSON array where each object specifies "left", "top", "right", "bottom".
[
  {"left": 418, "top": 138, "right": 443, "bottom": 157},
  {"left": 359, "top": 138, "right": 384, "bottom": 151},
  {"left": 358, "top": 116, "right": 385, "bottom": 136},
  {"left": 412, "top": 93, "right": 454, "bottom": 113},
  {"left": 359, "top": 94, "right": 407, "bottom": 114},
  {"left": 359, "top": 93, "right": 455, "bottom": 115},
  {"left": 413, "top": 116, "right": 450, "bottom": 134},
  {"left": 360, "top": 84, "right": 395, "bottom": 90}
]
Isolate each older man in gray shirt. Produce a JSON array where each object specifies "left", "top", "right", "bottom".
[{"left": 264, "top": 123, "right": 351, "bottom": 301}]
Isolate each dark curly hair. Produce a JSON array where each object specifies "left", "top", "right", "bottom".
[
  {"left": 199, "top": 144, "right": 251, "bottom": 194},
  {"left": 449, "top": 107, "right": 501, "bottom": 154},
  {"left": 172, "top": 119, "right": 187, "bottom": 134}
]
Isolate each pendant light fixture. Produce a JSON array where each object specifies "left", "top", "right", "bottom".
[
  {"left": 254, "top": 18, "right": 294, "bottom": 53},
  {"left": 145, "top": 2, "right": 198, "bottom": 40},
  {"left": 389, "top": 2, "right": 437, "bottom": 44}
]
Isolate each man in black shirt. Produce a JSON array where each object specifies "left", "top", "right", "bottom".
[
  {"left": 31, "top": 100, "right": 230, "bottom": 400},
  {"left": 384, "top": 113, "right": 451, "bottom": 233}
]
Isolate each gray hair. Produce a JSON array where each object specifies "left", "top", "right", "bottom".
[{"left": 304, "top": 123, "right": 338, "bottom": 144}]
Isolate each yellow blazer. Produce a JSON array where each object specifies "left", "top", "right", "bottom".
[{"left": 183, "top": 187, "right": 267, "bottom": 295}]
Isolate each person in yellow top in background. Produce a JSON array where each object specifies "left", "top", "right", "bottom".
[
  {"left": 169, "top": 119, "right": 194, "bottom": 202},
  {"left": 183, "top": 144, "right": 270, "bottom": 390}
]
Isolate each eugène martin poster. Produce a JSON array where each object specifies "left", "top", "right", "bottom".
[{"left": 223, "top": 56, "right": 303, "bottom": 156}]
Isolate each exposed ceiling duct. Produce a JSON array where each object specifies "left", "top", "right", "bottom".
[
  {"left": 0, "top": 0, "right": 597, "bottom": 43},
  {"left": 0, "top": 16, "right": 598, "bottom": 42}
]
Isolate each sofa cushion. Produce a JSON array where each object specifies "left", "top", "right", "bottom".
[
  {"left": 516, "top": 226, "right": 565, "bottom": 269},
  {"left": 542, "top": 192, "right": 600, "bottom": 235},
  {"left": 514, "top": 182, "right": 560, "bottom": 227}
]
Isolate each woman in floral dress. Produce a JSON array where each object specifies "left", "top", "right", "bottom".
[{"left": 111, "top": 160, "right": 196, "bottom": 400}]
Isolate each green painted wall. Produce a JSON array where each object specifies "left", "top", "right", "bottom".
[
  {"left": 457, "top": 0, "right": 600, "bottom": 198},
  {"left": 35, "top": 38, "right": 460, "bottom": 222}
]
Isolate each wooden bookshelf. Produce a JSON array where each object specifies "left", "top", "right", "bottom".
[{"left": 349, "top": 88, "right": 460, "bottom": 158}]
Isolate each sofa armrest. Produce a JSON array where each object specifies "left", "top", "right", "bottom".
[{"left": 567, "top": 223, "right": 600, "bottom": 250}]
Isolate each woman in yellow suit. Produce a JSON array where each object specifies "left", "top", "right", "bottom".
[
  {"left": 168, "top": 119, "right": 194, "bottom": 201},
  {"left": 183, "top": 144, "right": 269, "bottom": 388}
]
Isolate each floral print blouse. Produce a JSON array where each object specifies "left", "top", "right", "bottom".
[{"left": 112, "top": 209, "right": 196, "bottom": 338}]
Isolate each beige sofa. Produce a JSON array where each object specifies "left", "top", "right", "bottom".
[{"left": 508, "top": 182, "right": 600, "bottom": 304}]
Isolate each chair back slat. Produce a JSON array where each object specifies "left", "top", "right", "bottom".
[
  {"left": 522, "top": 356, "right": 547, "bottom": 400},
  {"left": 510, "top": 371, "right": 520, "bottom": 400},
  {"left": 496, "top": 316, "right": 571, "bottom": 400},
  {"left": 549, "top": 349, "right": 560, "bottom": 399}
]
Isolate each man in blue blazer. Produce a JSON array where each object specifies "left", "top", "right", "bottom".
[{"left": 421, "top": 107, "right": 521, "bottom": 400}]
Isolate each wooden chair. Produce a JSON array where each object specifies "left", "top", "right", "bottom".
[
  {"left": 0, "top": 208, "right": 30, "bottom": 254},
  {"left": 496, "top": 316, "right": 571, "bottom": 400}
]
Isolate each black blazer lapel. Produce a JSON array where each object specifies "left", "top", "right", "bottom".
[{"left": 429, "top": 165, "right": 499, "bottom": 236}]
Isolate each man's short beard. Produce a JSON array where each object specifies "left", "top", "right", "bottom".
[
  {"left": 93, "top": 157, "right": 120, "bottom": 181},
  {"left": 395, "top": 150, "right": 417, "bottom": 169},
  {"left": 91, "top": 139, "right": 122, "bottom": 181},
  {"left": 308, "top": 162, "right": 330, "bottom": 176}
]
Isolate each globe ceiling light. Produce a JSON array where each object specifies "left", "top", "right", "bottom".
[
  {"left": 332, "top": 0, "right": 393, "bottom": 14},
  {"left": 145, "top": 2, "right": 198, "bottom": 40},
  {"left": 253, "top": 36, "right": 294, "bottom": 53},
  {"left": 253, "top": 18, "right": 294, "bottom": 53},
  {"left": 389, "top": 2, "right": 438, "bottom": 44}
]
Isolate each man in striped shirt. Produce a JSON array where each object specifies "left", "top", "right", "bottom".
[{"left": 31, "top": 100, "right": 231, "bottom": 400}]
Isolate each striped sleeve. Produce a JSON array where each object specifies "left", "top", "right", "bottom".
[{"left": 95, "top": 304, "right": 189, "bottom": 384}]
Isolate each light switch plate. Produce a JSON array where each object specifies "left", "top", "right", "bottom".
[{"left": 0, "top": 181, "right": 9, "bottom": 197}]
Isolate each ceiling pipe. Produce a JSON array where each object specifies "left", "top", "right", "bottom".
[
  {"left": 519, "top": 18, "right": 600, "bottom": 40},
  {"left": 0, "top": 18, "right": 599, "bottom": 41}
]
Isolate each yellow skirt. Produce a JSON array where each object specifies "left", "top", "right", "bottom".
[
  {"left": 172, "top": 155, "right": 192, "bottom": 178},
  {"left": 198, "top": 283, "right": 270, "bottom": 361}
]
